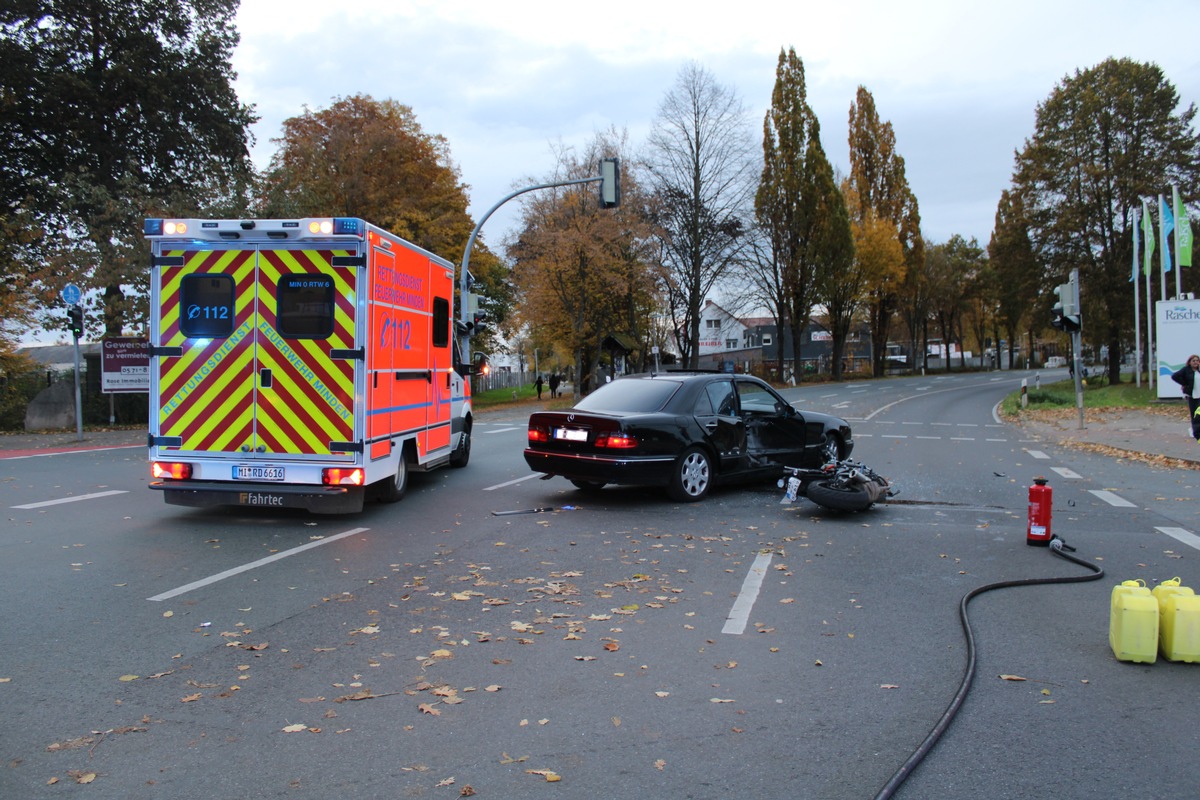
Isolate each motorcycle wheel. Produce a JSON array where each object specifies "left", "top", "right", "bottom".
[{"left": 805, "top": 479, "right": 875, "bottom": 512}]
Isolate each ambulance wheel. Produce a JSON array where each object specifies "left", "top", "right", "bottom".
[
  {"left": 376, "top": 451, "right": 410, "bottom": 503},
  {"left": 449, "top": 420, "right": 472, "bottom": 468}
]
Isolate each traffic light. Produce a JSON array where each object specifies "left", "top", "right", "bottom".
[
  {"left": 599, "top": 157, "right": 620, "bottom": 209},
  {"left": 1051, "top": 283, "right": 1068, "bottom": 330},
  {"left": 66, "top": 304, "right": 83, "bottom": 338},
  {"left": 464, "top": 292, "right": 488, "bottom": 334},
  {"left": 1063, "top": 274, "right": 1081, "bottom": 332},
  {"left": 1051, "top": 280, "right": 1081, "bottom": 333}
]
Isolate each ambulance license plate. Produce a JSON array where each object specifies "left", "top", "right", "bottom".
[{"left": 234, "top": 465, "right": 285, "bottom": 481}]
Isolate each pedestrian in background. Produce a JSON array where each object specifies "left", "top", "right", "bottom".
[
  {"left": 1171, "top": 354, "right": 1200, "bottom": 441},
  {"left": 548, "top": 373, "right": 560, "bottom": 398},
  {"left": 535, "top": 374, "right": 544, "bottom": 400}
]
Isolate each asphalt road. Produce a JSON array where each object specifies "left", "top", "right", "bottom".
[{"left": 2, "top": 371, "right": 1199, "bottom": 799}]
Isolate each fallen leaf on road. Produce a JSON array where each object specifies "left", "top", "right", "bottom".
[{"left": 527, "top": 769, "right": 562, "bottom": 782}]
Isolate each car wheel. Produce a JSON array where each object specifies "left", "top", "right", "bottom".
[
  {"left": 668, "top": 446, "right": 712, "bottom": 502},
  {"left": 570, "top": 479, "right": 607, "bottom": 492},
  {"left": 449, "top": 421, "right": 471, "bottom": 468},
  {"left": 805, "top": 479, "right": 873, "bottom": 512},
  {"left": 376, "top": 449, "right": 410, "bottom": 503},
  {"left": 821, "top": 432, "right": 844, "bottom": 464}
]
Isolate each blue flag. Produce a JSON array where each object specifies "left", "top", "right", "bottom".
[{"left": 1163, "top": 195, "right": 1175, "bottom": 272}]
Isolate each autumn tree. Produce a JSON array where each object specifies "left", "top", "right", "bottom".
[
  {"left": 1011, "top": 57, "right": 1200, "bottom": 383},
  {"left": 847, "top": 87, "right": 923, "bottom": 376},
  {"left": 988, "top": 189, "right": 1039, "bottom": 368},
  {"left": 259, "top": 94, "right": 510, "bottom": 351},
  {"left": 1, "top": 0, "right": 256, "bottom": 344},
  {"left": 925, "top": 235, "right": 987, "bottom": 369},
  {"left": 509, "top": 133, "right": 655, "bottom": 396},
  {"left": 835, "top": 180, "right": 902, "bottom": 375},
  {"left": 646, "top": 62, "right": 755, "bottom": 368}
]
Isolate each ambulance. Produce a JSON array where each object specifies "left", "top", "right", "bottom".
[{"left": 143, "top": 217, "right": 478, "bottom": 513}]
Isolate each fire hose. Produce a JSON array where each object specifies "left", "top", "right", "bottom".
[{"left": 872, "top": 536, "right": 1105, "bottom": 800}]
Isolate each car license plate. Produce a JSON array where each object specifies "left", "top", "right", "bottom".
[
  {"left": 554, "top": 428, "right": 588, "bottom": 442},
  {"left": 234, "top": 465, "right": 285, "bottom": 481}
]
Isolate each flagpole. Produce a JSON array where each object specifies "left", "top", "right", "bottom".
[
  {"left": 1160, "top": 193, "right": 1168, "bottom": 303},
  {"left": 1175, "top": 187, "right": 1183, "bottom": 299},
  {"left": 1132, "top": 207, "right": 1142, "bottom": 387},
  {"left": 1144, "top": 199, "right": 1155, "bottom": 390}
]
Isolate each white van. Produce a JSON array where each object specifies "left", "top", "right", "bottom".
[{"left": 1045, "top": 356, "right": 1066, "bottom": 368}]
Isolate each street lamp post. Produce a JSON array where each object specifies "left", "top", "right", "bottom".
[{"left": 458, "top": 159, "right": 620, "bottom": 369}]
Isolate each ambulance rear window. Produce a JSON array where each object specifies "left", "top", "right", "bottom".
[
  {"left": 277, "top": 274, "right": 335, "bottom": 338},
  {"left": 180, "top": 275, "right": 235, "bottom": 338}
]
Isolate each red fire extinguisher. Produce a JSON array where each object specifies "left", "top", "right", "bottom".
[{"left": 1027, "top": 476, "right": 1052, "bottom": 546}]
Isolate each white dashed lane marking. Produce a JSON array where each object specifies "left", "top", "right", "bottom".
[
  {"left": 1158, "top": 527, "right": 1200, "bottom": 552},
  {"left": 1089, "top": 489, "right": 1137, "bottom": 508}
]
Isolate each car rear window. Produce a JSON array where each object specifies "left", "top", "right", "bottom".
[{"left": 574, "top": 379, "right": 680, "bottom": 413}]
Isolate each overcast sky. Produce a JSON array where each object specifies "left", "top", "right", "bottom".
[{"left": 232, "top": 0, "right": 1200, "bottom": 253}]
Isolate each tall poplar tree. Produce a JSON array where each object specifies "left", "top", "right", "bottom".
[
  {"left": 988, "top": 189, "right": 1039, "bottom": 369},
  {"left": 847, "top": 87, "right": 923, "bottom": 376},
  {"left": 1, "top": 0, "right": 257, "bottom": 341},
  {"left": 755, "top": 48, "right": 852, "bottom": 381}
]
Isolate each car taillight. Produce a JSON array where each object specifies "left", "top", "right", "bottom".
[
  {"left": 152, "top": 462, "right": 192, "bottom": 480},
  {"left": 528, "top": 425, "right": 550, "bottom": 443},
  {"left": 323, "top": 467, "right": 364, "bottom": 486},
  {"left": 595, "top": 432, "right": 637, "bottom": 449}
]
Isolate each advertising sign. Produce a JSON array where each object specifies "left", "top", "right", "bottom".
[
  {"left": 1156, "top": 299, "right": 1200, "bottom": 399},
  {"left": 101, "top": 337, "right": 150, "bottom": 393}
]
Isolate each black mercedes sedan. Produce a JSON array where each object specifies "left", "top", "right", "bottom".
[{"left": 523, "top": 372, "right": 853, "bottom": 502}]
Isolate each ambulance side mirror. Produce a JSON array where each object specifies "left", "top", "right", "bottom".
[{"left": 472, "top": 351, "right": 491, "bottom": 377}]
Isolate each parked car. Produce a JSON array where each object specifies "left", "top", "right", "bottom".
[{"left": 524, "top": 372, "right": 853, "bottom": 502}]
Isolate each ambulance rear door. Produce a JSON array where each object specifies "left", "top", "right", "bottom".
[{"left": 150, "top": 243, "right": 361, "bottom": 461}]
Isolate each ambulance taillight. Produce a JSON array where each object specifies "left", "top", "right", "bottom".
[
  {"left": 323, "top": 467, "right": 365, "bottom": 486},
  {"left": 152, "top": 462, "right": 192, "bottom": 480}
]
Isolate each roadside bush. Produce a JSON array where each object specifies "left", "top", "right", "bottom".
[{"left": 0, "top": 370, "right": 50, "bottom": 430}]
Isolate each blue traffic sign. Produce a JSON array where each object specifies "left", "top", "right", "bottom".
[{"left": 61, "top": 283, "right": 82, "bottom": 305}]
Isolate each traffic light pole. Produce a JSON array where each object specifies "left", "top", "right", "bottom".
[
  {"left": 72, "top": 321, "right": 83, "bottom": 442},
  {"left": 457, "top": 159, "right": 620, "bottom": 373},
  {"left": 1069, "top": 268, "right": 1084, "bottom": 431}
]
